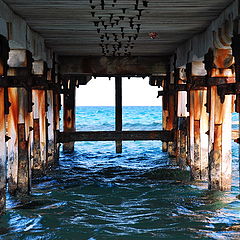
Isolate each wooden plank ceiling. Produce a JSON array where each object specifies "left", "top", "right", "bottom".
[{"left": 3, "top": 0, "right": 234, "bottom": 57}]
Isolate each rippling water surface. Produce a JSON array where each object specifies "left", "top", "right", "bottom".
[{"left": 1, "top": 106, "right": 240, "bottom": 240}]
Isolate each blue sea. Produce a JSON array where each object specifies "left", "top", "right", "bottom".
[{"left": 1, "top": 106, "right": 240, "bottom": 240}]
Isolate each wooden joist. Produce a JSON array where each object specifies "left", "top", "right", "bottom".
[{"left": 57, "top": 130, "right": 174, "bottom": 143}]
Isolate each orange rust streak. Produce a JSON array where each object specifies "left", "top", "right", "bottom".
[
  {"left": 166, "top": 95, "right": 175, "bottom": 130},
  {"left": 8, "top": 88, "right": 19, "bottom": 133},
  {"left": 0, "top": 59, "right": 4, "bottom": 75},
  {"left": 214, "top": 49, "right": 234, "bottom": 69},
  {"left": 211, "top": 69, "right": 235, "bottom": 78},
  {"left": 38, "top": 90, "right": 46, "bottom": 138},
  {"left": 64, "top": 109, "right": 75, "bottom": 130}
]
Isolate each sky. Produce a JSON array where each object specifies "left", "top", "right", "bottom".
[{"left": 76, "top": 77, "right": 162, "bottom": 106}]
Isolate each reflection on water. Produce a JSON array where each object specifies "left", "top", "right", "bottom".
[{"left": 0, "top": 107, "right": 240, "bottom": 240}]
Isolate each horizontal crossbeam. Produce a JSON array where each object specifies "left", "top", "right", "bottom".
[{"left": 57, "top": 130, "right": 174, "bottom": 143}]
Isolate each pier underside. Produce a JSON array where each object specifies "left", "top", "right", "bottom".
[{"left": 0, "top": 0, "right": 240, "bottom": 213}]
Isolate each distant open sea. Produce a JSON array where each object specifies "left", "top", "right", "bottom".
[{"left": 1, "top": 106, "right": 240, "bottom": 240}]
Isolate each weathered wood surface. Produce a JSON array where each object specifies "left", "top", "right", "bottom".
[
  {"left": 46, "top": 90, "right": 55, "bottom": 165},
  {"left": 162, "top": 109, "right": 168, "bottom": 152},
  {"left": 3, "top": 0, "right": 233, "bottom": 56},
  {"left": 38, "top": 90, "right": 47, "bottom": 170},
  {"left": 0, "top": 88, "right": 6, "bottom": 212},
  {"left": 7, "top": 88, "right": 19, "bottom": 194},
  {"left": 209, "top": 87, "right": 232, "bottom": 190},
  {"left": 188, "top": 91, "right": 195, "bottom": 168},
  {"left": 63, "top": 87, "right": 76, "bottom": 152},
  {"left": 166, "top": 94, "right": 176, "bottom": 157},
  {"left": 32, "top": 90, "right": 43, "bottom": 173},
  {"left": 115, "top": 77, "right": 122, "bottom": 153},
  {"left": 59, "top": 56, "right": 167, "bottom": 76},
  {"left": 199, "top": 90, "right": 209, "bottom": 180},
  {"left": 57, "top": 130, "right": 175, "bottom": 143},
  {"left": 8, "top": 88, "right": 30, "bottom": 194}
]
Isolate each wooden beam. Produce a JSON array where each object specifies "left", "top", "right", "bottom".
[
  {"left": 115, "top": 76, "right": 122, "bottom": 153},
  {"left": 59, "top": 56, "right": 167, "bottom": 76},
  {"left": 57, "top": 130, "right": 174, "bottom": 143}
]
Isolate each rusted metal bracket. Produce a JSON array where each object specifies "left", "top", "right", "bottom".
[{"left": 149, "top": 75, "right": 165, "bottom": 87}]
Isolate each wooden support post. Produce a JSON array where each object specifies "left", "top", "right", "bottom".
[
  {"left": 166, "top": 94, "right": 176, "bottom": 157},
  {"left": 32, "top": 90, "right": 44, "bottom": 175},
  {"left": 208, "top": 88, "right": 232, "bottom": 190},
  {"left": 7, "top": 88, "right": 19, "bottom": 194},
  {"left": 193, "top": 91, "right": 201, "bottom": 179},
  {"left": 115, "top": 76, "right": 122, "bottom": 153},
  {"left": 162, "top": 108, "right": 168, "bottom": 152},
  {"left": 54, "top": 92, "right": 61, "bottom": 160},
  {"left": 0, "top": 35, "right": 9, "bottom": 212},
  {"left": 199, "top": 90, "right": 209, "bottom": 180},
  {"left": 205, "top": 48, "right": 233, "bottom": 190},
  {"left": 186, "top": 62, "right": 208, "bottom": 180},
  {"left": 176, "top": 71, "right": 188, "bottom": 168},
  {"left": 0, "top": 88, "right": 6, "bottom": 212},
  {"left": 188, "top": 91, "right": 195, "bottom": 170},
  {"left": 46, "top": 90, "right": 55, "bottom": 165},
  {"left": 162, "top": 78, "right": 168, "bottom": 152},
  {"left": 190, "top": 90, "right": 209, "bottom": 180},
  {"left": 8, "top": 88, "right": 30, "bottom": 194},
  {"left": 63, "top": 80, "right": 76, "bottom": 152}
]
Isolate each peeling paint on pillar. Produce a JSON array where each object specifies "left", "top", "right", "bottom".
[
  {"left": 32, "top": 90, "right": 43, "bottom": 174},
  {"left": 46, "top": 90, "right": 55, "bottom": 165},
  {"left": 193, "top": 120, "right": 201, "bottom": 180},
  {"left": 209, "top": 90, "right": 232, "bottom": 191},
  {"left": 7, "top": 88, "right": 19, "bottom": 194},
  {"left": 162, "top": 109, "right": 168, "bottom": 152},
  {"left": 0, "top": 88, "right": 6, "bottom": 212},
  {"left": 17, "top": 88, "right": 30, "bottom": 194},
  {"left": 188, "top": 91, "right": 195, "bottom": 168},
  {"left": 221, "top": 95, "right": 232, "bottom": 190},
  {"left": 63, "top": 87, "right": 76, "bottom": 152},
  {"left": 199, "top": 90, "right": 209, "bottom": 180},
  {"left": 17, "top": 123, "right": 29, "bottom": 194},
  {"left": 54, "top": 93, "right": 61, "bottom": 160},
  {"left": 167, "top": 94, "right": 176, "bottom": 157},
  {"left": 38, "top": 90, "right": 47, "bottom": 170}
]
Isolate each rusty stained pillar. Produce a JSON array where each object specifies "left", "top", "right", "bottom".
[
  {"left": 46, "top": 90, "right": 55, "bottom": 165},
  {"left": 206, "top": 48, "right": 234, "bottom": 190},
  {"left": 176, "top": 68, "right": 188, "bottom": 168},
  {"left": 8, "top": 88, "right": 30, "bottom": 194},
  {"left": 162, "top": 77, "right": 169, "bottom": 152},
  {"left": 54, "top": 91, "right": 61, "bottom": 160},
  {"left": 192, "top": 90, "right": 208, "bottom": 180},
  {"left": 0, "top": 89, "right": 7, "bottom": 212},
  {"left": 208, "top": 88, "right": 232, "bottom": 190},
  {"left": 63, "top": 78, "right": 76, "bottom": 152},
  {"left": 32, "top": 60, "right": 49, "bottom": 174},
  {"left": 115, "top": 76, "right": 122, "bottom": 153},
  {"left": 186, "top": 62, "right": 208, "bottom": 181},
  {"left": 51, "top": 61, "right": 61, "bottom": 160},
  {"left": 165, "top": 70, "right": 179, "bottom": 157},
  {"left": 7, "top": 49, "right": 33, "bottom": 194},
  {"left": 32, "top": 90, "right": 45, "bottom": 174},
  {"left": 0, "top": 35, "right": 9, "bottom": 212}
]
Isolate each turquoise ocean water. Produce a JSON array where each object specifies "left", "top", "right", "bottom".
[{"left": 0, "top": 106, "right": 240, "bottom": 240}]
